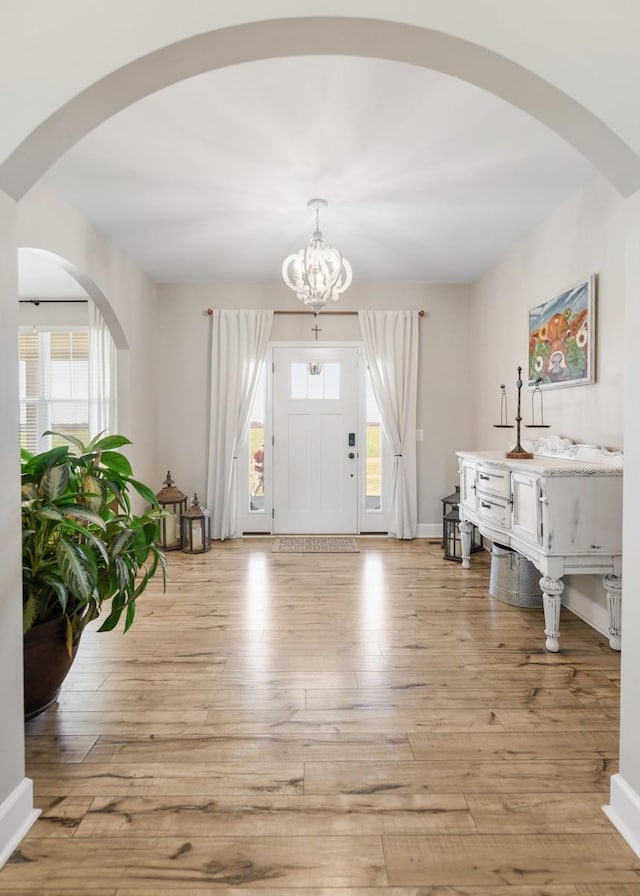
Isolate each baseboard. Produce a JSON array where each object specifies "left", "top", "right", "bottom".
[
  {"left": 0, "top": 778, "right": 40, "bottom": 869},
  {"left": 562, "top": 595, "right": 609, "bottom": 638},
  {"left": 603, "top": 773, "right": 640, "bottom": 857},
  {"left": 418, "top": 523, "right": 441, "bottom": 539}
]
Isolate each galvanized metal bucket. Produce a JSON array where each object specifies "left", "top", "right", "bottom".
[{"left": 489, "top": 543, "right": 543, "bottom": 608}]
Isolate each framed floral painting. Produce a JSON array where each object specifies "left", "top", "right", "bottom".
[{"left": 528, "top": 276, "right": 596, "bottom": 389}]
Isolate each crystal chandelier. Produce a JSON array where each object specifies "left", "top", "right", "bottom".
[{"left": 282, "top": 198, "right": 352, "bottom": 314}]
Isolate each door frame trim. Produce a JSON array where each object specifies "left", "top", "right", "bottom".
[{"left": 237, "top": 340, "right": 390, "bottom": 535}]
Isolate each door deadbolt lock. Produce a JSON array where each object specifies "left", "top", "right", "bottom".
[{"left": 348, "top": 451, "right": 355, "bottom": 459}]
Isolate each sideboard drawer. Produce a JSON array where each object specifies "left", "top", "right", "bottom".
[
  {"left": 476, "top": 464, "right": 510, "bottom": 500},
  {"left": 460, "top": 459, "right": 478, "bottom": 513},
  {"left": 477, "top": 495, "right": 510, "bottom": 529}
]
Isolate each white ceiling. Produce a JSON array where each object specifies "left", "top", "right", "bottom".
[{"left": 27, "top": 55, "right": 595, "bottom": 290}]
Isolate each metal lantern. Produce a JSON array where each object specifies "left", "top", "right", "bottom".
[
  {"left": 443, "top": 507, "right": 484, "bottom": 562},
  {"left": 156, "top": 471, "right": 187, "bottom": 550},
  {"left": 441, "top": 487, "right": 460, "bottom": 548},
  {"left": 443, "top": 509, "right": 463, "bottom": 561},
  {"left": 181, "top": 493, "right": 211, "bottom": 554}
]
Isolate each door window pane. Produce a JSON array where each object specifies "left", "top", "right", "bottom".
[
  {"left": 366, "top": 374, "right": 382, "bottom": 511},
  {"left": 248, "top": 363, "right": 266, "bottom": 512},
  {"left": 290, "top": 362, "right": 341, "bottom": 400}
]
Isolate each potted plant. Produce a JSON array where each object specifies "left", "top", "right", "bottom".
[{"left": 21, "top": 431, "right": 166, "bottom": 719}]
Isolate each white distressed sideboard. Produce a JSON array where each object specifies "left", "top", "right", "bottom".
[{"left": 456, "top": 436, "right": 623, "bottom": 652}]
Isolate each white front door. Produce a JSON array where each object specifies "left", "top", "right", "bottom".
[{"left": 273, "top": 345, "right": 359, "bottom": 534}]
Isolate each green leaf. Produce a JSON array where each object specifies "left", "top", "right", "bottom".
[
  {"left": 98, "top": 451, "right": 133, "bottom": 478},
  {"left": 101, "top": 479, "right": 129, "bottom": 513},
  {"left": 39, "top": 576, "right": 69, "bottom": 614},
  {"left": 56, "top": 538, "right": 96, "bottom": 603},
  {"left": 37, "top": 505, "right": 65, "bottom": 522},
  {"left": 88, "top": 434, "right": 132, "bottom": 452},
  {"left": 43, "top": 431, "right": 86, "bottom": 453},
  {"left": 110, "top": 528, "right": 134, "bottom": 557},
  {"left": 61, "top": 504, "right": 107, "bottom": 530},
  {"left": 41, "top": 464, "right": 70, "bottom": 500},
  {"left": 133, "top": 550, "right": 163, "bottom": 598},
  {"left": 97, "top": 592, "right": 126, "bottom": 632},
  {"left": 82, "top": 530, "right": 110, "bottom": 565},
  {"left": 23, "top": 445, "right": 69, "bottom": 479},
  {"left": 129, "top": 478, "right": 160, "bottom": 508},
  {"left": 124, "top": 600, "right": 136, "bottom": 632}
]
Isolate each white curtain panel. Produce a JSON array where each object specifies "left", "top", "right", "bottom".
[
  {"left": 88, "top": 299, "right": 117, "bottom": 439},
  {"left": 207, "top": 309, "right": 273, "bottom": 540},
  {"left": 358, "top": 310, "right": 419, "bottom": 539}
]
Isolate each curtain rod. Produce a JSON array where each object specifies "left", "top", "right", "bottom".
[
  {"left": 19, "top": 299, "right": 88, "bottom": 305},
  {"left": 206, "top": 308, "right": 425, "bottom": 317}
]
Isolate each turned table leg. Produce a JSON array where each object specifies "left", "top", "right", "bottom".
[
  {"left": 603, "top": 574, "right": 622, "bottom": 651},
  {"left": 459, "top": 520, "right": 473, "bottom": 569},
  {"left": 540, "top": 576, "right": 564, "bottom": 652}
]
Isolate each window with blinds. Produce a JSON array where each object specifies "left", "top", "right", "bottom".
[{"left": 19, "top": 328, "right": 89, "bottom": 453}]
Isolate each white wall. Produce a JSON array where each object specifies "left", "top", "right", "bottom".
[
  {"left": 0, "top": 191, "right": 39, "bottom": 864},
  {"left": 606, "top": 190, "right": 640, "bottom": 853},
  {"left": 18, "top": 300, "right": 87, "bottom": 328},
  {"left": 470, "top": 174, "right": 626, "bottom": 633},
  {"left": 18, "top": 184, "right": 160, "bottom": 493},
  {"left": 156, "top": 280, "right": 474, "bottom": 530}
]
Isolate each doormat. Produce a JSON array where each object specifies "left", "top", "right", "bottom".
[{"left": 272, "top": 536, "right": 360, "bottom": 553}]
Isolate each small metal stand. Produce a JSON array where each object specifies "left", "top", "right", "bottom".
[{"left": 506, "top": 367, "right": 533, "bottom": 459}]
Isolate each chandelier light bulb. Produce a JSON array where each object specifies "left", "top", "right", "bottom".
[{"left": 282, "top": 198, "right": 352, "bottom": 313}]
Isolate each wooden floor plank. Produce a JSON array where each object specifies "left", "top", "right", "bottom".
[
  {"left": 82, "top": 733, "right": 413, "bottom": 764},
  {"left": 303, "top": 758, "right": 615, "bottom": 795},
  {"left": 2, "top": 836, "right": 388, "bottom": 889},
  {"left": 73, "top": 793, "right": 475, "bottom": 838},
  {"left": 465, "top": 792, "right": 615, "bottom": 833},
  {"left": 382, "top": 833, "right": 640, "bottom": 886},
  {"left": 28, "top": 761, "right": 305, "bottom": 798},
  {"left": 408, "top": 730, "right": 618, "bottom": 761}
]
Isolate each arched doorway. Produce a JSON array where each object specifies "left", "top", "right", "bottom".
[{"left": 1, "top": 6, "right": 640, "bottom": 867}]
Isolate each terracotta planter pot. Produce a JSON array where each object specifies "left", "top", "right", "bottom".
[{"left": 23, "top": 617, "right": 78, "bottom": 720}]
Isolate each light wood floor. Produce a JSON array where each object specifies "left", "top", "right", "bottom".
[{"left": 3, "top": 537, "right": 638, "bottom": 895}]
